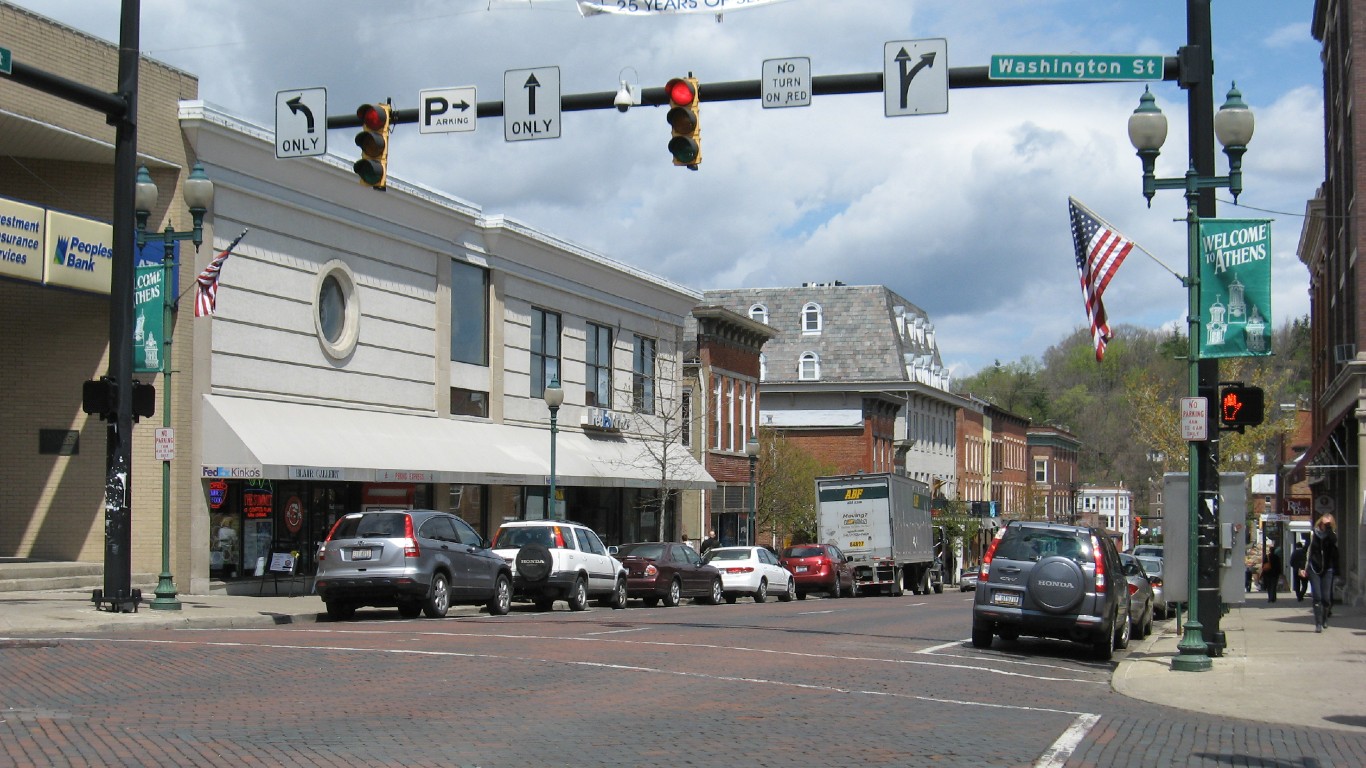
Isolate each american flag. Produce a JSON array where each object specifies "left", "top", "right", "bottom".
[
  {"left": 194, "top": 229, "right": 248, "bottom": 318},
  {"left": 1069, "top": 198, "right": 1134, "bottom": 362}
]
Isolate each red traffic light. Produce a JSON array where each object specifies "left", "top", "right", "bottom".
[
  {"left": 358, "top": 104, "right": 388, "bottom": 132},
  {"left": 666, "top": 78, "right": 696, "bottom": 108}
]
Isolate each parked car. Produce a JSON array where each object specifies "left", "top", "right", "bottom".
[
  {"left": 971, "top": 521, "right": 1131, "bottom": 660},
  {"left": 489, "top": 520, "right": 627, "bottom": 611},
  {"left": 1131, "top": 544, "right": 1164, "bottom": 560},
  {"left": 702, "top": 546, "right": 796, "bottom": 603},
  {"left": 1119, "top": 553, "right": 1155, "bottom": 639},
  {"left": 779, "top": 543, "right": 856, "bottom": 599},
  {"left": 315, "top": 509, "right": 512, "bottom": 620},
  {"left": 959, "top": 572, "right": 980, "bottom": 592},
  {"left": 1135, "top": 554, "right": 1168, "bottom": 619},
  {"left": 615, "top": 542, "right": 724, "bottom": 606}
]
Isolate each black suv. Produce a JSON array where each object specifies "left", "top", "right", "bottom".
[{"left": 971, "top": 521, "right": 1131, "bottom": 660}]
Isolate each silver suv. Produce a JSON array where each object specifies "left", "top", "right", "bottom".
[
  {"left": 490, "top": 520, "right": 628, "bottom": 611},
  {"left": 971, "top": 521, "right": 1131, "bottom": 660},
  {"left": 315, "top": 509, "right": 512, "bottom": 620}
]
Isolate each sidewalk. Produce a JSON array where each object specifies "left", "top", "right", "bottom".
[
  {"left": 1114, "top": 590, "right": 1365, "bottom": 733},
  {"left": 0, "top": 583, "right": 1359, "bottom": 733}
]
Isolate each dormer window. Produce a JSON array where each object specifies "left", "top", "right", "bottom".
[
  {"left": 799, "top": 351, "right": 820, "bottom": 380},
  {"left": 749, "top": 303, "right": 769, "bottom": 324},
  {"left": 801, "top": 302, "right": 822, "bottom": 334}
]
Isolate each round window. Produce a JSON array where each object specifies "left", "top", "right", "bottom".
[{"left": 314, "top": 260, "right": 359, "bottom": 359}]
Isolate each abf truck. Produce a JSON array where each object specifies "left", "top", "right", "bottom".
[{"left": 815, "top": 473, "right": 943, "bottom": 596}]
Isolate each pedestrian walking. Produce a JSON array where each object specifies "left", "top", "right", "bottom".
[
  {"left": 1260, "top": 541, "right": 1282, "bottom": 602},
  {"left": 700, "top": 529, "right": 719, "bottom": 554},
  {"left": 1289, "top": 537, "right": 1308, "bottom": 602},
  {"left": 1299, "top": 513, "right": 1339, "bottom": 632}
]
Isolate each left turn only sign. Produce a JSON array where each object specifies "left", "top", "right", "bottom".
[{"left": 275, "top": 87, "right": 327, "bottom": 158}]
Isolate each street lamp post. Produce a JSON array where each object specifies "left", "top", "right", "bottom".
[
  {"left": 134, "top": 163, "right": 213, "bottom": 611},
  {"left": 1128, "top": 84, "right": 1254, "bottom": 671},
  {"left": 543, "top": 377, "right": 564, "bottom": 521},
  {"left": 745, "top": 436, "right": 759, "bottom": 547}
]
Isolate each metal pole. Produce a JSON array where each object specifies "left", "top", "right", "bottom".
[
  {"left": 548, "top": 405, "right": 559, "bottom": 520},
  {"left": 748, "top": 454, "right": 757, "bottom": 547},
  {"left": 100, "top": 0, "right": 140, "bottom": 611},
  {"left": 150, "top": 230, "right": 180, "bottom": 610}
]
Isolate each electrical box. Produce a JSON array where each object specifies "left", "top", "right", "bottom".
[{"left": 1162, "top": 472, "right": 1247, "bottom": 605}]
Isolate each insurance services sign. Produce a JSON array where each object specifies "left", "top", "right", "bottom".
[{"left": 0, "top": 195, "right": 114, "bottom": 295}]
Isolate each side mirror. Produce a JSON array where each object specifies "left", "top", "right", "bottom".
[{"left": 608, "top": 545, "right": 618, "bottom": 556}]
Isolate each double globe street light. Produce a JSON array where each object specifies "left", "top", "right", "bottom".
[
  {"left": 1127, "top": 84, "right": 1253, "bottom": 672},
  {"left": 134, "top": 162, "right": 213, "bottom": 611}
]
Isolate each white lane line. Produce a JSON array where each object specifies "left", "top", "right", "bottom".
[
  {"left": 917, "top": 640, "right": 963, "bottom": 655},
  {"left": 584, "top": 627, "right": 650, "bottom": 636},
  {"left": 916, "top": 640, "right": 1101, "bottom": 674},
  {"left": 1034, "top": 713, "right": 1101, "bottom": 768},
  {"left": 796, "top": 610, "right": 835, "bottom": 615}
]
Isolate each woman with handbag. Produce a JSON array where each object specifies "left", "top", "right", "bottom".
[{"left": 1299, "top": 513, "right": 1339, "bottom": 632}]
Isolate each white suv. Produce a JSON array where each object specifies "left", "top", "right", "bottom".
[{"left": 490, "top": 520, "right": 628, "bottom": 611}]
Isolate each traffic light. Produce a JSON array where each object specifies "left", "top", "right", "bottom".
[
  {"left": 665, "top": 76, "right": 701, "bottom": 169},
  {"left": 1219, "top": 384, "right": 1265, "bottom": 429},
  {"left": 353, "top": 102, "right": 392, "bottom": 190},
  {"left": 82, "top": 377, "right": 115, "bottom": 419}
]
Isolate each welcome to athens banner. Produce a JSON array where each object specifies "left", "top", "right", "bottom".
[
  {"left": 577, "top": 0, "right": 792, "bottom": 16},
  {"left": 1198, "top": 218, "right": 1272, "bottom": 359}
]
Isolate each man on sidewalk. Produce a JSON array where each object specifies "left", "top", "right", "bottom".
[{"left": 1290, "top": 537, "right": 1308, "bottom": 602}]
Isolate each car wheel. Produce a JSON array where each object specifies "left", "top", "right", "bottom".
[
  {"left": 1143, "top": 603, "right": 1154, "bottom": 637},
  {"left": 971, "top": 621, "right": 993, "bottom": 649},
  {"left": 663, "top": 578, "right": 682, "bottom": 607},
  {"left": 1093, "top": 620, "right": 1116, "bottom": 661},
  {"left": 708, "top": 579, "right": 724, "bottom": 605},
  {"left": 830, "top": 577, "right": 842, "bottom": 600},
  {"left": 424, "top": 572, "right": 451, "bottom": 619},
  {"left": 1115, "top": 608, "right": 1132, "bottom": 650},
  {"left": 600, "top": 578, "right": 627, "bottom": 610},
  {"left": 754, "top": 578, "right": 768, "bottom": 603},
  {"left": 779, "top": 577, "right": 796, "bottom": 602},
  {"left": 534, "top": 597, "right": 555, "bottom": 612},
  {"left": 325, "top": 601, "right": 355, "bottom": 621},
  {"left": 849, "top": 580, "right": 859, "bottom": 598},
  {"left": 516, "top": 542, "right": 553, "bottom": 583},
  {"left": 397, "top": 602, "right": 422, "bottom": 619},
  {"left": 487, "top": 573, "right": 511, "bottom": 616},
  {"left": 567, "top": 577, "right": 589, "bottom": 612}
]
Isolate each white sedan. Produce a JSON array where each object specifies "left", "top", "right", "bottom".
[{"left": 702, "top": 546, "right": 796, "bottom": 603}]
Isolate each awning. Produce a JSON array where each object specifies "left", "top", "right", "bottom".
[
  {"left": 1287, "top": 408, "right": 1355, "bottom": 484},
  {"left": 200, "top": 395, "right": 714, "bottom": 489}
]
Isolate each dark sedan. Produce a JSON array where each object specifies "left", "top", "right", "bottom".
[{"left": 615, "top": 542, "right": 724, "bottom": 607}]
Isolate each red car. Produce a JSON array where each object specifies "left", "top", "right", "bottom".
[
  {"left": 780, "top": 544, "right": 856, "bottom": 599},
  {"left": 615, "top": 542, "right": 724, "bottom": 607}
]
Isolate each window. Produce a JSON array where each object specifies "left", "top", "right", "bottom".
[
  {"left": 799, "top": 351, "right": 820, "bottom": 381},
  {"left": 531, "top": 308, "right": 561, "bottom": 398},
  {"left": 586, "top": 322, "right": 613, "bottom": 408},
  {"left": 451, "top": 259, "right": 489, "bottom": 365},
  {"left": 633, "top": 335, "right": 656, "bottom": 414},
  {"left": 681, "top": 389, "right": 692, "bottom": 446},
  {"left": 450, "top": 387, "right": 489, "bottom": 418},
  {"left": 1034, "top": 457, "right": 1047, "bottom": 483},
  {"left": 758, "top": 352, "right": 767, "bottom": 382},
  {"left": 314, "top": 260, "right": 360, "bottom": 360},
  {"left": 749, "top": 304, "right": 768, "bottom": 324},
  {"left": 801, "top": 302, "right": 822, "bottom": 334}
]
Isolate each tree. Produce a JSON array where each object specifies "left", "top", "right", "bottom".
[{"left": 754, "top": 430, "right": 838, "bottom": 546}]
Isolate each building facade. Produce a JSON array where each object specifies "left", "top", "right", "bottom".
[{"left": 1027, "top": 424, "right": 1082, "bottom": 522}]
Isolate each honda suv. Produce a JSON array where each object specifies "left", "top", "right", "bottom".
[
  {"left": 490, "top": 520, "right": 628, "bottom": 611},
  {"left": 971, "top": 521, "right": 1131, "bottom": 660},
  {"left": 315, "top": 509, "right": 512, "bottom": 620}
]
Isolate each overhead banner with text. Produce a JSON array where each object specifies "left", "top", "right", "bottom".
[
  {"left": 577, "top": 0, "right": 793, "bottom": 16},
  {"left": 1198, "top": 218, "right": 1272, "bottom": 359}
]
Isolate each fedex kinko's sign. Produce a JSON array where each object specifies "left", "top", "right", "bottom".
[{"left": 581, "top": 407, "right": 632, "bottom": 432}]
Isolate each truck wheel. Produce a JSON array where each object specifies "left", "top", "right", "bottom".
[
  {"left": 933, "top": 575, "right": 944, "bottom": 595},
  {"left": 891, "top": 568, "right": 904, "bottom": 597}
]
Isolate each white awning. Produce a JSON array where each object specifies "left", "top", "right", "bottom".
[{"left": 200, "top": 395, "right": 714, "bottom": 489}]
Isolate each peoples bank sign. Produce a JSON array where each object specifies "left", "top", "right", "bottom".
[{"left": 0, "top": 194, "right": 115, "bottom": 294}]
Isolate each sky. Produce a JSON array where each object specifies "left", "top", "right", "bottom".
[{"left": 10, "top": 0, "right": 1324, "bottom": 378}]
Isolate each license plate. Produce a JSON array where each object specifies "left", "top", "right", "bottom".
[
  {"left": 795, "top": 565, "right": 808, "bottom": 573},
  {"left": 991, "top": 590, "right": 1021, "bottom": 607},
  {"left": 351, "top": 548, "right": 373, "bottom": 561}
]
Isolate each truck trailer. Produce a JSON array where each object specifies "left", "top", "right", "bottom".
[{"left": 815, "top": 473, "right": 943, "bottom": 596}]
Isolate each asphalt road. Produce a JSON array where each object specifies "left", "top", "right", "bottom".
[{"left": 1, "top": 590, "right": 1362, "bottom": 767}]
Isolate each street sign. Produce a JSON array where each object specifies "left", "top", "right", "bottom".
[
  {"left": 504, "top": 67, "right": 561, "bottom": 141},
  {"left": 1181, "top": 396, "right": 1208, "bottom": 441},
  {"left": 762, "top": 57, "right": 811, "bottom": 109},
  {"left": 884, "top": 39, "right": 948, "bottom": 117},
  {"left": 419, "top": 86, "right": 477, "bottom": 134},
  {"left": 0, "top": 46, "right": 12, "bottom": 76},
  {"left": 274, "top": 87, "right": 327, "bottom": 158},
  {"left": 989, "top": 54, "right": 1164, "bottom": 81},
  {"left": 154, "top": 427, "right": 176, "bottom": 461}
]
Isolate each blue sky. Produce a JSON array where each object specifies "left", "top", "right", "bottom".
[{"left": 10, "top": 0, "right": 1324, "bottom": 377}]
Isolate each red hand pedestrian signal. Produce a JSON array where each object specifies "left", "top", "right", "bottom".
[{"left": 1219, "top": 385, "right": 1264, "bottom": 428}]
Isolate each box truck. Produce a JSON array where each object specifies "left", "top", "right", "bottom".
[{"left": 815, "top": 473, "right": 943, "bottom": 595}]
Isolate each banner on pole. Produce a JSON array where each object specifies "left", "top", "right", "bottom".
[
  {"left": 1198, "top": 218, "right": 1272, "bottom": 359},
  {"left": 134, "top": 263, "right": 166, "bottom": 373}
]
